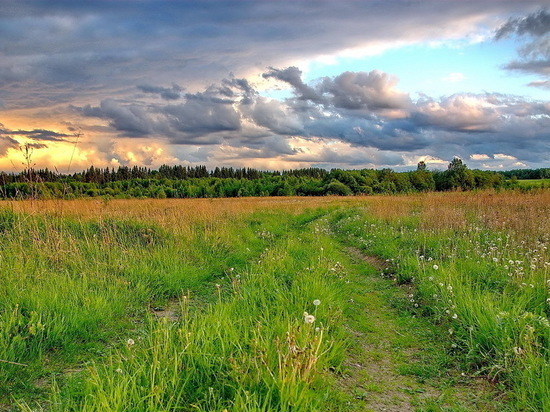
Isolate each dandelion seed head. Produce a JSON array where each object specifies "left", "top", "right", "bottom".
[
  {"left": 127, "top": 338, "right": 135, "bottom": 347},
  {"left": 313, "top": 299, "right": 321, "bottom": 306},
  {"left": 304, "top": 314, "right": 316, "bottom": 324}
]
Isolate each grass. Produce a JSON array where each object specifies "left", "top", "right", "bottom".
[
  {"left": 0, "top": 192, "right": 548, "bottom": 411},
  {"left": 514, "top": 179, "right": 550, "bottom": 188}
]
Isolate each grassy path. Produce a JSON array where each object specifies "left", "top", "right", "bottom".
[{"left": 332, "top": 245, "right": 504, "bottom": 411}]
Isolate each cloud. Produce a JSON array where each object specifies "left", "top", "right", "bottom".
[
  {"left": 0, "top": 122, "right": 71, "bottom": 143},
  {"left": 0, "top": 136, "right": 19, "bottom": 156},
  {"left": 78, "top": 88, "right": 242, "bottom": 143},
  {"left": 263, "top": 67, "right": 321, "bottom": 102},
  {"left": 413, "top": 94, "right": 500, "bottom": 132},
  {"left": 528, "top": 80, "right": 550, "bottom": 88},
  {"left": 495, "top": 8, "right": 550, "bottom": 39},
  {"left": 443, "top": 72, "right": 465, "bottom": 83},
  {"left": 164, "top": 94, "right": 241, "bottom": 138},
  {"left": 495, "top": 8, "right": 550, "bottom": 79},
  {"left": 78, "top": 99, "right": 158, "bottom": 137},
  {"left": 71, "top": 68, "right": 550, "bottom": 170},
  {"left": 137, "top": 84, "right": 183, "bottom": 100},
  {"left": 245, "top": 97, "right": 304, "bottom": 135},
  {"left": 319, "top": 70, "right": 411, "bottom": 114},
  {"left": 470, "top": 154, "right": 490, "bottom": 160},
  {"left": 2, "top": 1, "right": 543, "bottom": 112},
  {"left": 12, "top": 129, "right": 71, "bottom": 142}
]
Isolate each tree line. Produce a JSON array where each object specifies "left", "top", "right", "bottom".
[{"left": 0, "top": 159, "right": 544, "bottom": 200}]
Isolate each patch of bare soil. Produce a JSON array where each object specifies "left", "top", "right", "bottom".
[
  {"left": 151, "top": 299, "right": 180, "bottom": 322},
  {"left": 346, "top": 247, "right": 387, "bottom": 271}
]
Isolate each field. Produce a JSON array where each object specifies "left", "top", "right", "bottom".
[
  {"left": 515, "top": 179, "right": 550, "bottom": 188},
  {"left": 0, "top": 192, "right": 548, "bottom": 411}
]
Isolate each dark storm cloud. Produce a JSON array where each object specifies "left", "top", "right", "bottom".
[
  {"left": 78, "top": 99, "right": 157, "bottom": 137},
  {"left": 15, "top": 129, "right": 71, "bottom": 142},
  {"left": 495, "top": 8, "right": 550, "bottom": 39},
  {"left": 164, "top": 93, "right": 241, "bottom": 137},
  {"left": 0, "top": 135, "right": 19, "bottom": 156},
  {"left": 495, "top": 8, "right": 550, "bottom": 80},
  {"left": 137, "top": 84, "right": 183, "bottom": 100},
  {"left": 0, "top": 123, "right": 70, "bottom": 142},
  {"left": 78, "top": 87, "right": 242, "bottom": 142}
]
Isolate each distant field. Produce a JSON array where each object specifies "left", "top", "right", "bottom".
[
  {"left": 1, "top": 192, "right": 548, "bottom": 411},
  {"left": 516, "top": 178, "right": 550, "bottom": 187}
]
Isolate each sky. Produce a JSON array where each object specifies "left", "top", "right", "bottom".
[{"left": 0, "top": 0, "right": 549, "bottom": 173}]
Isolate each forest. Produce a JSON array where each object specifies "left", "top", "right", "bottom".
[{"left": 0, "top": 158, "right": 546, "bottom": 199}]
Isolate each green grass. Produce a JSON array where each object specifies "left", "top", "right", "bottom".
[
  {"left": 1, "top": 196, "right": 547, "bottom": 411},
  {"left": 329, "top": 207, "right": 549, "bottom": 411},
  {"left": 513, "top": 179, "right": 550, "bottom": 189}
]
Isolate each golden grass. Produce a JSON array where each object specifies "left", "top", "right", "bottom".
[{"left": 2, "top": 190, "right": 548, "bottom": 237}]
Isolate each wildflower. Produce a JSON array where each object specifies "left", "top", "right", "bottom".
[
  {"left": 452, "top": 313, "right": 458, "bottom": 319},
  {"left": 513, "top": 347, "right": 524, "bottom": 355},
  {"left": 448, "top": 328, "right": 454, "bottom": 335},
  {"left": 304, "top": 314, "right": 316, "bottom": 324},
  {"left": 127, "top": 338, "right": 135, "bottom": 347},
  {"left": 313, "top": 299, "right": 321, "bottom": 306},
  {"left": 115, "top": 368, "right": 123, "bottom": 374}
]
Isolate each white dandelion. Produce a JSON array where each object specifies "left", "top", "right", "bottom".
[{"left": 304, "top": 314, "right": 316, "bottom": 324}]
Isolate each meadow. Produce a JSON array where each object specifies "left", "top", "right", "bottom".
[
  {"left": 514, "top": 179, "right": 550, "bottom": 189},
  {"left": 0, "top": 192, "right": 548, "bottom": 411}
]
